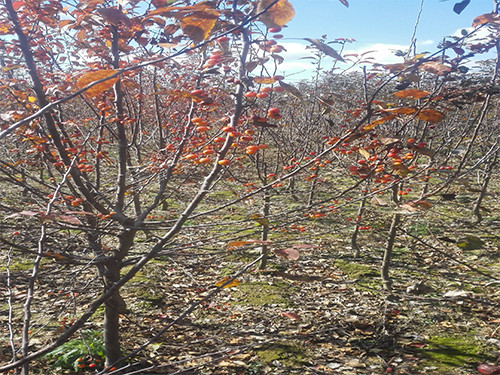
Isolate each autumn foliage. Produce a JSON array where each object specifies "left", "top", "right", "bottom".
[{"left": 0, "top": 0, "right": 499, "bottom": 373}]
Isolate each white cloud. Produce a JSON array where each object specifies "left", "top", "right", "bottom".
[
  {"left": 419, "top": 39, "right": 435, "bottom": 46},
  {"left": 270, "top": 41, "right": 411, "bottom": 81}
]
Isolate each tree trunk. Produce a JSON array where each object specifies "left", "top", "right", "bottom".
[
  {"left": 472, "top": 153, "right": 497, "bottom": 223},
  {"left": 351, "top": 189, "right": 368, "bottom": 258},
  {"left": 381, "top": 212, "right": 401, "bottom": 290},
  {"left": 381, "top": 185, "right": 401, "bottom": 290},
  {"left": 259, "top": 190, "right": 271, "bottom": 270}
]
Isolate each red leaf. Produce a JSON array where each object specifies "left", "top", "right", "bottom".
[
  {"left": 56, "top": 215, "right": 83, "bottom": 225},
  {"left": 478, "top": 364, "right": 500, "bottom": 375},
  {"left": 282, "top": 312, "right": 301, "bottom": 321}
]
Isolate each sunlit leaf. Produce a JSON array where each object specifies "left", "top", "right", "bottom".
[
  {"left": 76, "top": 70, "right": 119, "bottom": 98},
  {"left": 363, "top": 115, "right": 396, "bottom": 130},
  {"left": 472, "top": 12, "right": 500, "bottom": 27},
  {"left": 358, "top": 148, "right": 370, "bottom": 159},
  {"left": 394, "top": 89, "right": 429, "bottom": 100},
  {"left": 215, "top": 276, "right": 241, "bottom": 288},
  {"left": 251, "top": 214, "right": 270, "bottom": 226},
  {"left": 179, "top": 9, "right": 218, "bottom": 43},
  {"left": 257, "top": 0, "right": 295, "bottom": 28},
  {"left": 274, "top": 248, "right": 300, "bottom": 261},
  {"left": 420, "top": 62, "right": 451, "bottom": 75},
  {"left": 379, "top": 137, "right": 401, "bottom": 145},
  {"left": 254, "top": 76, "right": 276, "bottom": 84},
  {"left": 304, "top": 38, "right": 345, "bottom": 62},
  {"left": 382, "top": 63, "right": 407, "bottom": 73},
  {"left": 383, "top": 107, "right": 417, "bottom": 115},
  {"left": 416, "top": 109, "right": 445, "bottom": 124}
]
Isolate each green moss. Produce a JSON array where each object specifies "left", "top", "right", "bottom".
[
  {"left": 0, "top": 259, "right": 34, "bottom": 272},
  {"left": 419, "top": 334, "right": 495, "bottom": 373},
  {"left": 234, "top": 281, "right": 296, "bottom": 307},
  {"left": 334, "top": 259, "right": 378, "bottom": 279},
  {"left": 255, "top": 342, "right": 309, "bottom": 367}
]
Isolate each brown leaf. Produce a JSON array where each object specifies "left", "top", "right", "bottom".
[
  {"left": 215, "top": 276, "right": 241, "bottom": 288},
  {"left": 257, "top": 0, "right": 295, "bottom": 28},
  {"left": 392, "top": 164, "right": 409, "bottom": 177},
  {"left": 227, "top": 239, "right": 271, "bottom": 251},
  {"left": 56, "top": 215, "right": 83, "bottom": 225},
  {"left": 279, "top": 81, "right": 302, "bottom": 99},
  {"left": 411, "top": 200, "right": 432, "bottom": 210},
  {"left": 76, "top": 70, "right": 119, "bottom": 98},
  {"left": 179, "top": 9, "right": 219, "bottom": 44},
  {"left": 96, "top": 7, "right": 131, "bottom": 26},
  {"left": 417, "top": 109, "right": 445, "bottom": 124},
  {"left": 274, "top": 248, "right": 300, "bottom": 261},
  {"left": 371, "top": 196, "right": 389, "bottom": 206},
  {"left": 415, "top": 146, "right": 435, "bottom": 157},
  {"left": 379, "top": 137, "right": 401, "bottom": 145},
  {"left": 304, "top": 38, "right": 345, "bottom": 62},
  {"left": 394, "top": 89, "right": 429, "bottom": 100},
  {"left": 282, "top": 312, "right": 301, "bottom": 321},
  {"left": 419, "top": 62, "right": 451, "bottom": 75}
]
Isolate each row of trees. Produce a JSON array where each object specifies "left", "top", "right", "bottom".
[{"left": 0, "top": 0, "right": 498, "bottom": 373}]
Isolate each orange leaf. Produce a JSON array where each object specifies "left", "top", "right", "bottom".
[
  {"left": 257, "top": 0, "right": 295, "bottom": 28},
  {"left": 179, "top": 9, "right": 219, "bottom": 43},
  {"left": 254, "top": 76, "right": 276, "bottom": 84},
  {"left": 394, "top": 89, "right": 429, "bottom": 100},
  {"left": 227, "top": 239, "right": 271, "bottom": 251},
  {"left": 416, "top": 109, "right": 445, "bottom": 124},
  {"left": 215, "top": 276, "right": 241, "bottom": 288},
  {"left": 472, "top": 12, "right": 500, "bottom": 27},
  {"left": 411, "top": 200, "right": 432, "bottom": 210},
  {"left": 363, "top": 115, "right": 396, "bottom": 130},
  {"left": 383, "top": 107, "right": 417, "bottom": 115},
  {"left": 76, "top": 70, "right": 118, "bottom": 98},
  {"left": 282, "top": 312, "right": 301, "bottom": 321}
]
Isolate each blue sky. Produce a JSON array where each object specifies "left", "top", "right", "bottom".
[{"left": 275, "top": 0, "right": 495, "bottom": 80}]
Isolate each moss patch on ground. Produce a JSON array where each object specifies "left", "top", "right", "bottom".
[
  {"left": 234, "top": 281, "right": 296, "bottom": 307},
  {"left": 418, "top": 334, "right": 496, "bottom": 373},
  {"left": 254, "top": 342, "right": 309, "bottom": 367}
]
